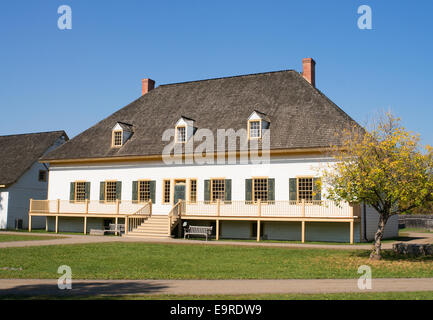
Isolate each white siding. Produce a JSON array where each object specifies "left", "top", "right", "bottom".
[
  {"left": 0, "top": 191, "right": 9, "bottom": 229},
  {"left": 362, "top": 205, "right": 399, "bottom": 241},
  {"left": 48, "top": 155, "right": 335, "bottom": 215},
  {"left": 3, "top": 161, "right": 48, "bottom": 229}
]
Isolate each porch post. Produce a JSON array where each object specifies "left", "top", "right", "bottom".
[
  {"left": 55, "top": 215, "right": 59, "bottom": 234},
  {"left": 115, "top": 217, "right": 119, "bottom": 236},
  {"left": 125, "top": 216, "right": 129, "bottom": 235},
  {"left": 84, "top": 216, "right": 87, "bottom": 235},
  {"left": 350, "top": 220, "right": 354, "bottom": 244},
  {"left": 28, "top": 215, "right": 32, "bottom": 232},
  {"left": 301, "top": 220, "right": 305, "bottom": 243},
  {"left": 256, "top": 220, "right": 261, "bottom": 242},
  {"left": 45, "top": 217, "right": 48, "bottom": 232},
  {"left": 216, "top": 219, "right": 220, "bottom": 240}
]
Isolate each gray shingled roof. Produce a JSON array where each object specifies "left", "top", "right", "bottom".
[
  {"left": 42, "top": 70, "right": 358, "bottom": 161},
  {"left": 0, "top": 131, "right": 68, "bottom": 186}
]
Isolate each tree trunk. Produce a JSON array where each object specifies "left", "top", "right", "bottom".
[{"left": 370, "top": 213, "right": 389, "bottom": 260}]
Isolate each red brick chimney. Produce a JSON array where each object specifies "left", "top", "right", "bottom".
[
  {"left": 141, "top": 78, "right": 155, "bottom": 95},
  {"left": 302, "top": 58, "right": 316, "bottom": 87}
]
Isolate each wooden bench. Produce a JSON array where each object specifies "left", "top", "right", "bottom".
[
  {"left": 89, "top": 229, "right": 105, "bottom": 236},
  {"left": 184, "top": 226, "right": 213, "bottom": 241},
  {"left": 105, "top": 223, "right": 125, "bottom": 235}
]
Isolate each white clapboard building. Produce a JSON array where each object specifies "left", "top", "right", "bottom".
[{"left": 31, "top": 58, "right": 398, "bottom": 242}]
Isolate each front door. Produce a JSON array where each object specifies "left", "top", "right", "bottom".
[{"left": 174, "top": 180, "right": 186, "bottom": 204}]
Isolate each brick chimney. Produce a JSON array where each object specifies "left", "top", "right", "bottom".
[
  {"left": 302, "top": 58, "right": 316, "bottom": 87},
  {"left": 141, "top": 78, "right": 155, "bottom": 95}
]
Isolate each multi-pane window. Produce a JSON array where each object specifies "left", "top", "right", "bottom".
[
  {"left": 113, "top": 131, "right": 122, "bottom": 147},
  {"left": 298, "top": 178, "right": 313, "bottom": 202},
  {"left": 211, "top": 179, "right": 225, "bottom": 202},
  {"left": 75, "top": 182, "right": 86, "bottom": 202},
  {"left": 249, "top": 121, "right": 261, "bottom": 139},
  {"left": 189, "top": 179, "right": 197, "bottom": 203},
  {"left": 138, "top": 181, "right": 151, "bottom": 202},
  {"left": 253, "top": 178, "right": 268, "bottom": 202},
  {"left": 163, "top": 180, "right": 171, "bottom": 204},
  {"left": 105, "top": 181, "right": 117, "bottom": 202},
  {"left": 176, "top": 126, "right": 186, "bottom": 143}
]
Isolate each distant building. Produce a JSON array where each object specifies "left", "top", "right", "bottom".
[{"left": 0, "top": 131, "right": 68, "bottom": 229}]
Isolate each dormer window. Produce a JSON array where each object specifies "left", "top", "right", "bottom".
[
  {"left": 176, "top": 125, "right": 186, "bottom": 143},
  {"left": 249, "top": 120, "right": 261, "bottom": 139},
  {"left": 111, "top": 122, "right": 133, "bottom": 148},
  {"left": 175, "top": 116, "right": 195, "bottom": 143},
  {"left": 112, "top": 131, "right": 123, "bottom": 147},
  {"left": 248, "top": 111, "right": 270, "bottom": 140}
]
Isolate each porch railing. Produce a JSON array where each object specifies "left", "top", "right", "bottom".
[
  {"left": 29, "top": 199, "right": 152, "bottom": 216},
  {"left": 184, "top": 200, "right": 355, "bottom": 218}
]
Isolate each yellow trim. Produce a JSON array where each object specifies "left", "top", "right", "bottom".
[
  {"left": 74, "top": 180, "right": 87, "bottom": 202},
  {"left": 175, "top": 125, "right": 186, "bottom": 144},
  {"left": 137, "top": 179, "right": 151, "bottom": 203},
  {"left": 112, "top": 130, "right": 123, "bottom": 148},
  {"left": 104, "top": 180, "right": 117, "bottom": 203},
  {"left": 162, "top": 179, "right": 171, "bottom": 205},
  {"left": 248, "top": 119, "right": 262, "bottom": 140},
  {"left": 210, "top": 178, "right": 225, "bottom": 203},
  {"left": 188, "top": 178, "right": 198, "bottom": 203},
  {"left": 41, "top": 147, "right": 337, "bottom": 165},
  {"left": 251, "top": 176, "right": 269, "bottom": 204}
]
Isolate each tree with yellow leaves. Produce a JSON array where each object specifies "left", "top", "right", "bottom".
[{"left": 323, "top": 113, "right": 433, "bottom": 259}]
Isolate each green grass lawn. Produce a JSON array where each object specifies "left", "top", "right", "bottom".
[
  {"left": 1, "top": 242, "right": 432, "bottom": 280},
  {"left": 0, "top": 234, "right": 65, "bottom": 242},
  {"left": 4, "top": 291, "right": 433, "bottom": 300},
  {"left": 399, "top": 228, "right": 433, "bottom": 234}
]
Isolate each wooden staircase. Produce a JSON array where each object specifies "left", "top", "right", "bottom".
[
  {"left": 124, "top": 215, "right": 171, "bottom": 239},
  {"left": 124, "top": 200, "right": 183, "bottom": 239}
]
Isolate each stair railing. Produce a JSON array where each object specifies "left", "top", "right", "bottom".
[
  {"left": 125, "top": 200, "right": 152, "bottom": 234},
  {"left": 168, "top": 200, "right": 183, "bottom": 236}
]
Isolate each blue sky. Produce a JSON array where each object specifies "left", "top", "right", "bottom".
[{"left": 1, "top": 0, "right": 432, "bottom": 144}]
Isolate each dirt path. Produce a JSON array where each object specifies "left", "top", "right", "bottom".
[
  {"left": 0, "top": 231, "right": 431, "bottom": 250},
  {"left": 1, "top": 278, "right": 433, "bottom": 297}
]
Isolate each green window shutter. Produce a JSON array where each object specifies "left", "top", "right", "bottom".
[
  {"left": 204, "top": 180, "right": 210, "bottom": 201},
  {"left": 245, "top": 179, "right": 252, "bottom": 202},
  {"left": 289, "top": 178, "right": 297, "bottom": 201},
  {"left": 70, "top": 182, "right": 75, "bottom": 201},
  {"left": 116, "top": 181, "right": 122, "bottom": 200},
  {"left": 150, "top": 180, "right": 156, "bottom": 204},
  {"left": 268, "top": 178, "right": 275, "bottom": 202},
  {"left": 132, "top": 181, "right": 138, "bottom": 201},
  {"left": 85, "top": 182, "right": 90, "bottom": 200},
  {"left": 313, "top": 178, "right": 321, "bottom": 200},
  {"left": 99, "top": 182, "right": 105, "bottom": 201},
  {"left": 224, "top": 179, "right": 232, "bottom": 202}
]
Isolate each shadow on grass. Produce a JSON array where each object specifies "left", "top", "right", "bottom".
[
  {"left": 0, "top": 281, "right": 169, "bottom": 299},
  {"left": 351, "top": 249, "right": 433, "bottom": 262}
]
